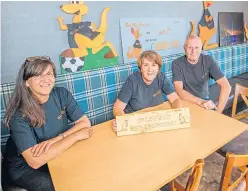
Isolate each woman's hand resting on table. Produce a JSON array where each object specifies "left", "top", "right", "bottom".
[
  {"left": 31, "top": 127, "right": 93, "bottom": 157},
  {"left": 112, "top": 119, "right": 117, "bottom": 133}
]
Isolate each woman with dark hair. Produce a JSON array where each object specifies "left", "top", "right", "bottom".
[{"left": 3, "top": 56, "right": 92, "bottom": 191}]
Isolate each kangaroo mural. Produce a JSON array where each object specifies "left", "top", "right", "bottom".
[
  {"left": 190, "top": 1, "right": 218, "bottom": 50},
  {"left": 57, "top": 1, "right": 118, "bottom": 73},
  {"left": 127, "top": 27, "right": 142, "bottom": 59}
]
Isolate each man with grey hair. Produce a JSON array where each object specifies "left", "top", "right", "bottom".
[
  {"left": 172, "top": 35, "right": 248, "bottom": 155},
  {"left": 172, "top": 35, "right": 231, "bottom": 113}
]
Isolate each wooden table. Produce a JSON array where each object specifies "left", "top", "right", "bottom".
[{"left": 48, "top": 101, "right": 247, "bottom": 191}]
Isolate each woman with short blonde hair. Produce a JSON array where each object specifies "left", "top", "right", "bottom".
[{"left": 137, "top": 50, "right": 163, "bottom": 70}]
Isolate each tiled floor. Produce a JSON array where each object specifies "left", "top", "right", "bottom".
[{"left": 160, "top": 110, "right": 248, "bottom": 191}]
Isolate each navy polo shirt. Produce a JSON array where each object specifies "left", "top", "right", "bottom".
[
  {"left": 172, "top": 54, "right": 224, "bottom": 99},
  {"left": 4, "top": 87, "right": 84, "bottom": 180},
  {"left": 118, "top": 71, "right": 174, "bottom": 113}
]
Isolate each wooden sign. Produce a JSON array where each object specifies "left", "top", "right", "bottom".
[{"left": 116, "top": 108, "right": 191, "bottom": 136}]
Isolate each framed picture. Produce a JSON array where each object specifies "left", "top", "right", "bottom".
[
  {"left": 120, "top": 18, "right": 187, "bottom": 63},
  {"left": 219, "top": 12, "right": 244, "bottom": 47}
]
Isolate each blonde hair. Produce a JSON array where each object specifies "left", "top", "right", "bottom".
[{"left": 137, "top": 50, "right": 162, "bottom": 70}]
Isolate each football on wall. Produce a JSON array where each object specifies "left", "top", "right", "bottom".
[
  {"left": 60, "top": 56, "right": 84, "bottom": 74},
  {"left": 59, "top": 47, "right": 118, "bottom": 74}
]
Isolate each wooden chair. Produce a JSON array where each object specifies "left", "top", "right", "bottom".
[
  {"left": 168, "top": 159, "right": 204, "bottom": 191},
  {"left": 220, "top": 152, "right": 248, "bottom": 191},
  {"left": 232, "top": 83, "right": 248, "bottom": 120}
]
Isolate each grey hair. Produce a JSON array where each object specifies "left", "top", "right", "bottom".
[{"left": 184, "top": 35, "right": 202, "bottom": 47}]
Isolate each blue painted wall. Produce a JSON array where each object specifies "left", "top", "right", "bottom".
[{"left": 1, "top": 1, "right": 248, "bottom": 83}]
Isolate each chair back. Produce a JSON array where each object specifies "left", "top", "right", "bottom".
[
  {"left": 231, "top": 83, "right": 248, "bottom": 120},
  {"left": 185, "top": 159, "right": 205, "bottom": 191},
  {"left": 169, "top": 159, "right": 204, "bottom": 191},
  {"left": 220, "top": 152, "right": 248, "bottom": 191}
]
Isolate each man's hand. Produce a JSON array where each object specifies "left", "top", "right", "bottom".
[
  {"left": 201, "top": 100, "right": 217, "bottom": 110},
  {"left": 215, "top": 107, "right": 224, "bottom": 114}
]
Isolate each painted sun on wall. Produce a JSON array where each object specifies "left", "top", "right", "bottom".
[
  {"left": 219, "top": 12, "right": 244, "bottom": 47},
  {"left": 57, "top": 1, "right": 118, "bottom": 73}
]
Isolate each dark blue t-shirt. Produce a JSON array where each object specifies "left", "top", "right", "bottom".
[
  {"left": 172, "top": 54, "right": 224, "bottom": 99},
  {"left": 4, "top": 87, "right": 84, "bottom": 180},
  {"left": 67, "top": 21, "right": 100, "bottom": 48},
  {"left": 118, "top": 71, "right": 174, "bottom": 113}
]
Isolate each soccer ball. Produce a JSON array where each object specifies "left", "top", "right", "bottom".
[{"left": 61, "top": 57, "right": 84, "bottom": 73}]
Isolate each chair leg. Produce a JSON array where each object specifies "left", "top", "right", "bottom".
[
  {"left": 168, "top": 180, "right": 186, "bottom": 191},
  {"left": 168, "top": 181, "right": 177, "bottom": 191},
  {"left": 216, "top": 149, "right": 226, "bottom": 157},
  {"left": 233, "top": 112, "right": 248, "bottom": 120}
]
